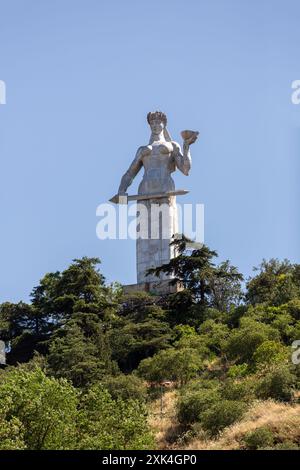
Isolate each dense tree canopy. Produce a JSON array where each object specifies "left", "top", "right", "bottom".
[{"left": 0, "top": 245, "right": 299, "bottom": 450}]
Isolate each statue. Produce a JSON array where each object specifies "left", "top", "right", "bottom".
[{"left": 110, "top": 111, "right": 198, "bottom": 292}]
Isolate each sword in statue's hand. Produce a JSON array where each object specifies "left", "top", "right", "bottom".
[{"left": 109, "top": 189, "right": 189, "bottom": 205}]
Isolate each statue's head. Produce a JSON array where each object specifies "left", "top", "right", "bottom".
[
  {"left": 147, "top": 111, "right": 167, "bottom": 134},
  {"left": 147, "top": 111, "right": 172, "bottom": 143}
]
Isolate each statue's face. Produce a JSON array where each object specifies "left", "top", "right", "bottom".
[{"left": 150, "top": 119, "right": 164, "bottom": 135}]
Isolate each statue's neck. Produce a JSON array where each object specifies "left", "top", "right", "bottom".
[{"left": 149, "top": 130, "right": 165, "bottom": 144}]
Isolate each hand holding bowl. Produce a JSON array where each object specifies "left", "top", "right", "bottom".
[{"left": 181, "top": 130, "right": 199, "bottom": 145}]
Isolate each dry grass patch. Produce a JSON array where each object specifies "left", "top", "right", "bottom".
[
  {"left": 148, "top": 390, "right": 180, "bottom": 449},
  {"left": 185, "top": 400, "right": 300, "bottom": 450}
]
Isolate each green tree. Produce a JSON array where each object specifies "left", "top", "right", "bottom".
[
  {"left": 177, "top": 388, "right": 221, "bottom": 425},
  {"left": 77, "top": 385, "right": 153, "bottom": 449},
  {"left": 198, "top": 319, "right": 230, "bottom": 356},
  {"left": 31, "top": 257, "right": 110, "bottom": 321},
  {"left": 0, "top": 403, "right": 25, "bottom": 450},
  {"left": 201, "top": 400, "right": 246, "bottom": 436},
  {"left": 208, "top": 260, "right": 243, "bottom": 311},
  {"left": 252, "top": 340, "right": 289, "bottom": 367},
  {"left": 0, "top": 258, "right": 115, "bottom": 365},
  {"left": 246, "top": 259, "right": 300, "bottom": 306},
  {"left": 0, "top": 302, "right": 49, "bottom": 364},
  {"left": 285, "top": 299, "right": 300, "bottom": 320},
  {"left": 148, "top": 238, "right": 243, "bottom": 311},
  {"left": 255, "top": 364, "right": 296, "bottom": 402},
  {"left": 47, "top": 314, "right": 117, "bottom": 388},
  {"left": 147, "top": 238, "right": 218, "bottom": 304},
  {"left": 173, "top": 325, "right": 211, "bottom": 359},
  {"left": 0, "top": 366, "right": 78, "bottom": 449},
  {"left": 225, "top": 318, "right": 280, "bottom": 363},
  {"left": 137, "top": 347, "right": 203, "bottom": 386},
  {"left": 100, "top": 374, "right": 147, "bottom": 401},
  {"left": 109, "top": 316, "right": 172, "bottom": 372},
  {"left": 243, "top": 427, "right": 275, "bottom": 450}
]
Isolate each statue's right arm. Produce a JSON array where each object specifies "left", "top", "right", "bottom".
[{"left": 118, "top": 147, "right": 143, "bottom": 194}]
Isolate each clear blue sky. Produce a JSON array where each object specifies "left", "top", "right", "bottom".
[{"left": 0, "top": 0, "right": 299, "bottom": 302}]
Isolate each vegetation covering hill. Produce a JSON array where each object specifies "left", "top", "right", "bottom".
[{"left": 0, "top": 238, "right": 300, "bottom": 450}]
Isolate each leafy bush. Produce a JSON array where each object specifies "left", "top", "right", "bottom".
[
  {"left": 1, "top": 253, "right": 300, "bottom": 450},
  {"left": 271, "top": 314, "right": 295, "bottom": 342},
  {"left": 243, "top": 427, "right": 274, "bottom": 450},
  {"left": 180, "top": 378, "right": 220, "bottom": 393},
  {"left": 176, "top": 423, "right": 209, "bottom": 446},
  {"left": 246, "top": 259, "right": 300, "bottom": 306},
  {"left": 0, "top": 406, "right": 25, "bottom": 450},
  {"left": 255, "top": 365, "right": 296, "bottom": 402},
  {"left": 77, "top": 384, "right": 154, "bottom": 449},
  {"left": 225, "top": 318, "right": 279, "bottom": 363},
  {"left": 137, "top": 348, "right": 203, "bottom": 385},
  {"left": 0, "top": 365, "right": 154, "bottom": 450},
  {"left": 173, "top": 325, "right": 211, "bottom": 359},
  {"left": 0, "top": 366, "right": 78, "bottom": 449},
  {"left": 227, "top": 363, "right": 249, "bottom": 378},
  {"left": 269, "top": 441, "right": 299, "bottom": 450},
  {"left": 201, "top": 400, "right": 247, "bottom": 436},
  {"left": 252, "top": 340, "right": 288, "bottom": 367},
  {"left": 198, "top": 320, "right": 230, "bottom": 355},
  {"left": 221, "top": 379, "right": 255, "bottom": 401},
  {"left": 177, "top": 388, "right": 221, "bottom": 425},
  {"left": 100, "top": 374, "right": 146, "bottom": 401},
  {"left": 285, "top": 299, "right": 300, "bottom": 321}
]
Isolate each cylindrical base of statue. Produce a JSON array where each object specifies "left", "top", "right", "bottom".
[{"left": 136, "top": 196, "right": 178, "bottom": 284}]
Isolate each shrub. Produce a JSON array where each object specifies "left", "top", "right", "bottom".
[
  {"left": 243, "top": 427, "right": 274, "bottom": 450},
  {"left": 177, "top": 388, "right": 221, "bottom": 425},
  {"left": 176, "top": 423, "right": 209, "bottom": 446},
  {"left": 227, "top": 363, "right": 249, "bottom": 378},
  {"left": 225, "top": 318, "right": 280, "bottom": 363},
  {"left": 253, "top": 340, "right": 288, "bottom": 367},
  {"left": 255, "top": 365, "right": 296, "bottom": 402},
  {"left": 289, "top": 321, "right": 300, "bottom": 342},
  {"left": 272, "top": 314, "right": 295, "bottom": 341},
  {"left": 77, "top": 385, "right": 154, "bottom": 449},
  {"left": 201, "top": 400, "right": 246, "bottom": 436},
  {"left": 221, "top": 379, "right": 255, "bottom": 401},
  {"left": 198, "top": 320, "right": 230, "bottom": 355},
  {"left": 285, "top": 299, "right": 300, "bottom": 321},
  {"left": 180, "top": 378, "right": 220, "bottom": 393},
  {"left": 137, "top": 347, "right": 203, "bottom": 386},
  {"left": 0, "top": 366, "right": 78, "bottom": 449},
  {"left": 0, "top": 407, "right": 25, "bottom": 450},
  {"left": 270, "top": 441, "right": 299, "bottom": 450},
  {"left": 174, "top": 330, "right": 211, "bottom": 360},
  {"left": 100, "top": 374, "right": 146, "bottom": 401}
]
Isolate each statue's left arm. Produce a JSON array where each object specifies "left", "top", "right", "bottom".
[{"left": 172, "top": 141, "right": 191, "bottom": 176}]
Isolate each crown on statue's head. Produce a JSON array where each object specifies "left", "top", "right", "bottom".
[{"left": 147, "top": 111, "right": 167, "bottom": 126}]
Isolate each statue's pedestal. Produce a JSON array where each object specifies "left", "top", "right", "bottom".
[{"left": 123, "top": 280, "right": 183, "bottom": 296}]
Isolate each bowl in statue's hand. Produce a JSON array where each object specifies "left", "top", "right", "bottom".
[{"left": 181, "top": 130, "right": 199, "bottom": 144}]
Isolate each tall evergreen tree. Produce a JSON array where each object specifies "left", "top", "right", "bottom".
[{"left": 148, "top": 237, "right": 243, "bottom": 311}]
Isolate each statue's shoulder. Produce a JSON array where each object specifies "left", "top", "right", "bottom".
[
  {"left": 136, "top": 145, "right": 151, "bottom": 158},
  {"left": 171, "top": 140, "right": 181, "bottom": 152}
]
